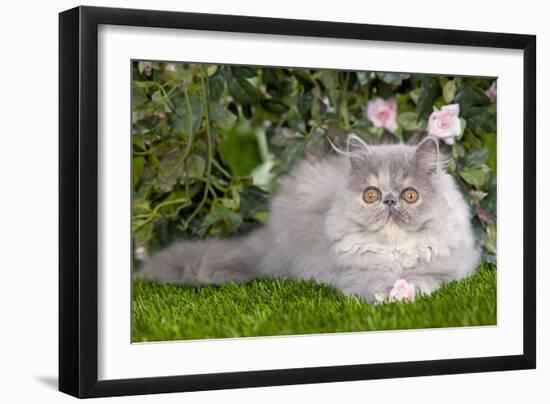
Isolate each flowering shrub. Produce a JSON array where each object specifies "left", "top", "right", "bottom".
[{"left": 132, "top": 62, "right": 497, "bottom": 264}]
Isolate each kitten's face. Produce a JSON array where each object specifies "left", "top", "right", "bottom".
[{"left": 344, "top": 138, "right": 441, "bottom": 232}]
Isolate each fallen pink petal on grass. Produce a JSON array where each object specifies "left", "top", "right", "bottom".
[{"left": 389, "top": 279, "right": 416, "bottom": 302}]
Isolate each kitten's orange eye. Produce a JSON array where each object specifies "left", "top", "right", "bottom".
[
  {"left": 363, "top": 187, "right": 380, "bottom": 204},
  {"left": 402, "top": 188, "right": 419, "bottom": 203}
]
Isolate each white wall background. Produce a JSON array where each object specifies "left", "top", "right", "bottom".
[{"left": 0, "top": 1, "right": 545, "bottom": 402}]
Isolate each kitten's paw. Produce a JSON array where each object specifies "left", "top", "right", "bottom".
[
  {"left": 389, "top": 279, "right": 416, "bottom": 302},
  {"left": 373, "top": 291, "right": 389, "bottom": 304}
]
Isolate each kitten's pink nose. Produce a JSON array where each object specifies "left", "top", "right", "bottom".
[{"left": 383, "top": 193, "right": 397, "bottom": 206}]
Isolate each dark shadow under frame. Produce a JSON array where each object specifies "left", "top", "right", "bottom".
[{"left": 59, "top": 5, "right": 536, "bottom": 398}]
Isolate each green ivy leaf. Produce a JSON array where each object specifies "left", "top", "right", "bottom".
[
  {"left": 231, "top": 66, "right": 257, "bottom": 78},
  {"left": 378, "top": 73, "right": 402, "bottom": 86},
  {"left": 458, "top": 117, "right": 467, "bottom": 140},
  {"left": 200, "top": 206, "right": 243, "bottom": 237},
  {"left": 208, "top": 70, "right": 225, "bottom": 101},
  {"left": 447, "top": 157, "right": 457, "bottom": 173},
  {"left": 356, "top": 71, "right": 373, "bottom": 86},
  {"left": 133, "top": 199, "right": 151, "bottom": 216},
  {"left": 409, "top": 88, "right": 422, "bottom": 105},
  {"left": 369, "top": 126, "right": 385, "bottom": 139},
  {"left": 157, "top": 149, "right": 186, "bottom": 192},
  {"left": 466, "top": 147, "right": 489, "bottom": 166},
  {"left": 132, "top": 133, "right": 146, "bottom": 151},
  {"left": 466, "top": 109, "right": 496, "bottom": 134},
  {"left": 443, "top": 80, "right": 456, "bottom": 103},
  {"left": 151, "top": 90, "right": 163, "bottom": 104},
  {"left": 296, "top": 93, "right": 313, "bottom": 115},
  {"left": 151, "top": 90, "right": 173, "bottom": 112},
  {"left": 155, "top": 191, "right": 190, "bottom": 216},
  {"left": 239, "top": 185, "right": 270, "bottom": 219},
  {"left": 260, "top": 99, "right": 290, "bottom": 114},
  {"left": 251, "top": 158, "right": 276, "bottom": 191},
  {"left": 279, "top": 139, "right": 306, "bottom": 174},
  {"left": 287, "top": 117, "right": 306, "bottom": 134},
  {"left": 270, "top": 128, "right": 304, "bottom": 147},
  {"left": 262, "top": 68, "right": 281, "bottom": 88},
  {"left": 416, "top": 78, "right": 440, "bottom": 119},
  {"left": 463, "top": 129, "right": 483, "bottom": 150},
  {"left": 132, "top": 86, "right": 148, "bottom": 105},
  {"left": 456, "top": 80, "right": 490, "bottom": 110},
  {"left": 175, "top": 64, "right": 193, "bottom": 85},
  {"left": 171, "top": 94, "right": 202, "bottom": 135},
  {"left": 133, "top": 220, "right": 153, "bottom": 246},
  {"left": 397, "top": 111, "right": 419, "bottom": 131},
  {"left": 485, "top": 223, "right": 497, "bottom": 255},
  {"left": 209, "top": 102, "right": 236, "bottom": 128},
  {"left": 254, "top": 212, "right": 271, "bottom": 223},
  {"left": 219, "top": 129, "right": 262, "bottom": 176},
  {"left": 133, "top": 156, "right": 145, "bottom": 188},
  {"left": 220, "top": 194, "right": 240, "bottom": 211},
  {"left": 186, "top": 155, "right": 206, "bottom": 179},
  {"left": 459, "top": 166, "right": 491, "bottom": 188},
  {"left": 206, "top": 65, "right": 218, "bottom": 76},
  {"left": 483, "top": 132, "right": 497, "bottom": 173},
  {"left": 227, "top": 75, "right": 259, "bottom": 104}
]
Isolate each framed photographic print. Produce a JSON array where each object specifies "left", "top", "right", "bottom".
[{"left": 59, "top": 5, "right": 536, "bottom": 398}]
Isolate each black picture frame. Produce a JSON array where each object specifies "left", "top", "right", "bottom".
[{"left": 59, "top": 5, "right": 536, "bottom": 398}]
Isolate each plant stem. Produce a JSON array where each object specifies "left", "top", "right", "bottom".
[
  {"left": 182, "top": 66, "right": 213, "bottom": 230},
  {"left": 211, "top": 158, "right": 233, "bottom": 179},
  {"left": 164, "top": 87, "right": 196, "bottom": 184},
  {"left": 339, "top": 72, "right": 351, "bottom": 130},
  {"left": 153, "top": 198, "right": 191, "bottom": 215}
]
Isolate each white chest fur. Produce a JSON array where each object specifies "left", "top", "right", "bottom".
[{"left": 331, "top": 223, "right": 451, "bottom": 271}]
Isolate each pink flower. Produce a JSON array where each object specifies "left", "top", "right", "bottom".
[
  {"left": 427, "top": 103, "right": 461, "bottom": 145},
  {"left": 485, "top": 81, "right": 497, "bottom": 102},
  {"left": 389, "top": 279, "right": 416, "bottom": 302},
  {"left": 366, "top": 97, "right": 398, "bottom": 133}
]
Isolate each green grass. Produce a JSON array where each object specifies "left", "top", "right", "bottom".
[{"left": 132, "top": 263, "right": 496, "bottom": 342}]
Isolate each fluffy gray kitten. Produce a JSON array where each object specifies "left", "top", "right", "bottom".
[{"left": 137, "top": 135, "right": 480, "bottom": 303}]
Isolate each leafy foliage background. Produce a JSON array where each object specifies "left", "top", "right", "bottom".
[{"left": 132, "top": 61, "right": 497, "bottom": 265}]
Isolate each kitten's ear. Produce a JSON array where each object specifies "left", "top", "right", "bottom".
[
  {"left": 414, "top": 136, "right": 440, "bottom": 174},
  {"left": 346, "top": 133, "right": 370, "bottom": 154},
  {"left": 346, "top": 134, "right": 372, "bottom": 169}
]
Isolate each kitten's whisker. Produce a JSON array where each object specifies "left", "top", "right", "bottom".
[
  {"left": 325, "top": 135, "right": 349, "bottom": 156},
  {"left": 371, "top": 208, "right": 388, "bottom": 221},
  {"left": 393, "top": 209, "right": 411, "bottom": 224}
]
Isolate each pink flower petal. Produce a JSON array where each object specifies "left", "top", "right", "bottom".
[
  {"left": 485, "top": 81, "right": 497, "bottom": 101},
  {"left": 427, "top": 104, "right": 461, "bottom": 141},
  {"left": 389, "top": 279, "right": 416, "bottom": 302},
  {"left": 441, "top": 103, "right": 460, "bottom": 116},
  {"left": 366, "top": 97, "right": 398, "bottom": 134}
]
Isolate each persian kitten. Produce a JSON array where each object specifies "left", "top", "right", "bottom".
[{"left": 137, "top": 135, "right": 480, "bottom": 303}]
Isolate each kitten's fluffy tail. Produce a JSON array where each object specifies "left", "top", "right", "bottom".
[{"left": 135, "top": 227, "right": 271, "bottom": 285}]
